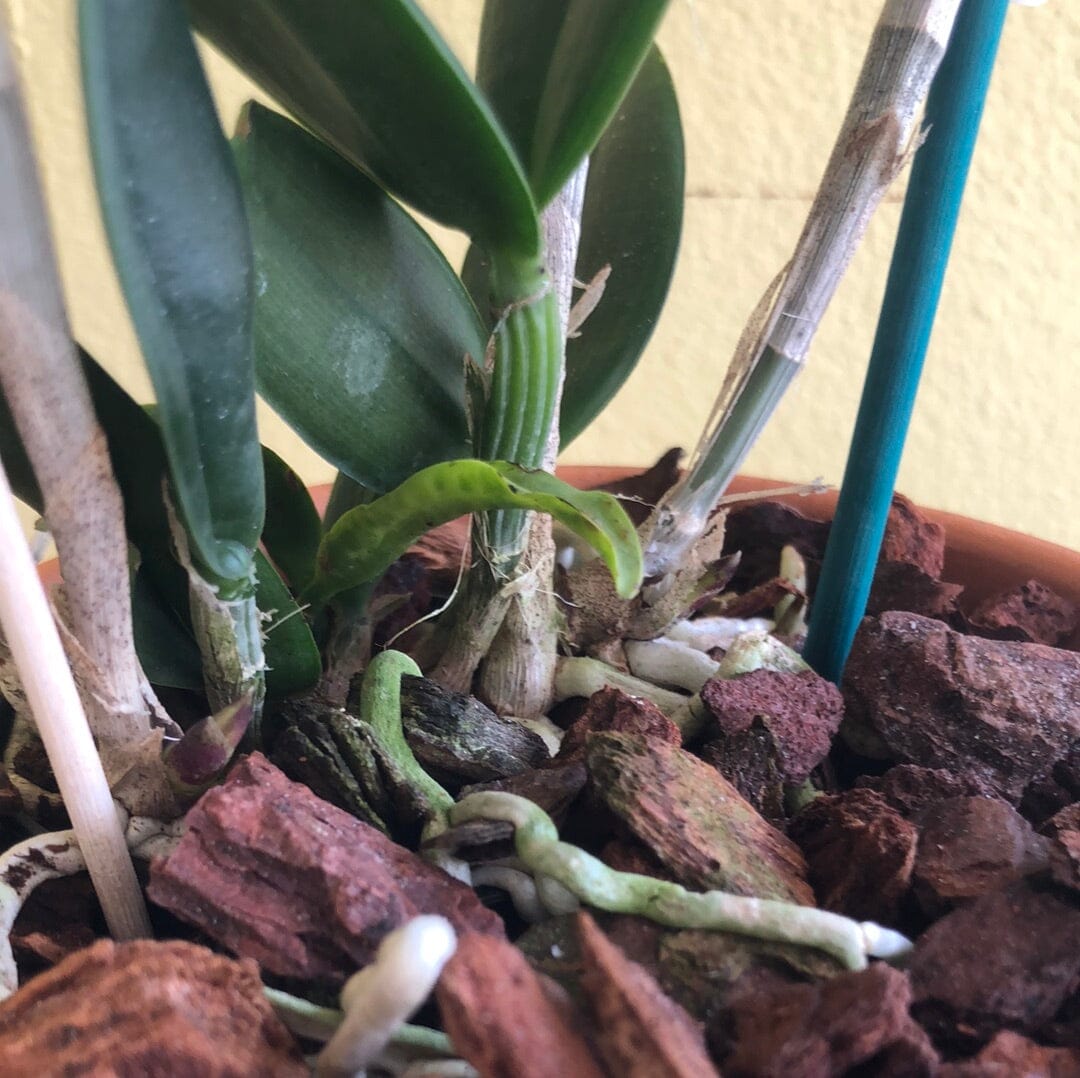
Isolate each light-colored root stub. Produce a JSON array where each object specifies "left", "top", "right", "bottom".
[{"left": 316, "top": 915, "right": 458, "bottom": 1078}]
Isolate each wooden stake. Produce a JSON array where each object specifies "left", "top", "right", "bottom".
[{"left": 0, "top": 456, "right": 151, "bottom": 941}]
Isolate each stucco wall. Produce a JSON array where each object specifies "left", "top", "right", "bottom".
[{"left": 4, "top": 1, "right": 1078, "bottom": 548}]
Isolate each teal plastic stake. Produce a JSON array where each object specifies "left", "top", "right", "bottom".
[{"left": 803, "top": 0, "right": 1011, "bottom": 683}]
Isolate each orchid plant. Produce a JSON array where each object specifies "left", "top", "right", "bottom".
[{"left": 0, "top": 0, "right": 1012, "bottom": 1056}]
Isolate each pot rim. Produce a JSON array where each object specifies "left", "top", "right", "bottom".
[
  {"left": 555, "top": 467, "right": 1080, "bottom": 619},
  {"left": 42, "top": 470, "right": 1077, "bottom": 640}
]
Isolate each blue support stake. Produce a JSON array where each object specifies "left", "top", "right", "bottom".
[{"left": 802, "top": 0, "right": 1011, "bottom": 684}]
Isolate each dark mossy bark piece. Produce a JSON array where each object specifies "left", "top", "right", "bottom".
[
  {"left": 576, "top": 912, "right": 720, "bottom": 1078},
  {"left": 269, "top": 700, "right": 389, "bottom": 833},
  {"left": 585, "top": 731, "right": 814, "bottom": 904},
  {"left": 658, "top": 927, "right": 844, "bottom": 1028},
  {"left": 789, "top": 788, "right": 918, "bottom": 925},
  {"left": 399, "top": 674, "right": 549, "bottom": 786}
]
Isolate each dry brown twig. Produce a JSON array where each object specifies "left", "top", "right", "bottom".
[{"left": 643, "top": 0, "right": 964, "bottom": 581}]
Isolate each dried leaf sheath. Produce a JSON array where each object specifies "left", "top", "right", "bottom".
[
  {"left": 644, "top": 0, "right": 963, "bottom": 580},
  {"left": 0, "top": 29, "right": 166, "bottom": 751}
]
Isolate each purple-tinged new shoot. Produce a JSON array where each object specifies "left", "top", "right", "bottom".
[{"left": 164, "top": 693, "right": 254, "bottom": 801}]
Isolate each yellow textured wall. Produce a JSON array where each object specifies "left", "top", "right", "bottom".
[{"left": 4, "top": 2, "right": 1078, "bottom": 548}]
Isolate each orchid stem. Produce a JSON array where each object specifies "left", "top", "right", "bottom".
[{"left": 804, "top": 0, "right": 1011, "bottom": 683}]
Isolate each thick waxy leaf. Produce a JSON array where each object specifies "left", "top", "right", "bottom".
[
  {"left": 475, "top": 0, "right": 571, "bottom": 167},
  {"left": 477, "top": 0, "right": 670, "bottom": 208},
  {"left": 0, "top": 386, "right": 40, "bottom": 509},
  {"left": 254, "top": 550, "right": 322, "bottom": 694},
  {"left": 131, "top": 569, "right": 204, "bottom": 690},
  {"left": 234, "top": 104, "right": 480, "bottom": 492},
  {"left": 187, "top": 0, "right": 539, "bottom": 258},
  {"left": 560, "top": 47, "right": 684, "bottom": 444},
  {"left": 82, "top": 352, "right": 319, "bottom": 697},
  {"left": 80, "top": 0, "right": 263, "bottom": 585},
  {"left": 308, "top": 459, "right": 642, "bottom": 605},
  {"left": 262, "top": 446, "right": 321, "bottom": 591}
]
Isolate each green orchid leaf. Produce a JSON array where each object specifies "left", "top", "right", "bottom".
[
  {"left": 0, "top": 386, "right": 41, "bottom": 510},
  {"left": 80, "top": 0, "right": 263, "bottom": 586},
  {"left": 475, "top": 0, "right": 571, "bottom": 168},
  {"left": 262, "top": 446, "right": 321, "bottom": 592},
  {"left": 233, "top": 104, "right": 481, "bottom": 492},
  {"left": 560, "top": 47, "right": 684, "bottom": 444},
  {"left": 131, "top": 568, "right": 204, "bottom": 691},
  {"left": 254, "top": 549, "right": 323, "bottom": 694},
  {"left": 187, "top": 0, "right": 539, "bottom": 259},
  {"left": 81, "top": 350, "right": 319, "bottom": 697},
  {"left": 477, "top": 0, "right": 669, "bottom": 208},
  {"left": 308, "top": 459, "right": 642, "bottom": 605}
]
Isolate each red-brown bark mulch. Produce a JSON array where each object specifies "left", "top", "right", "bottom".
[
  {"left": 0, "top": 939, "right": 305, "bottom": 1076},
  {"left": 148, "top": 752, "right": 502, "bottom": 987}
]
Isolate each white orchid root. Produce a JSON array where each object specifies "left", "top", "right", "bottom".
[
  {"left": 449, "top": 792, "right": 912, "bottom": 971},
  {"left": 0, "top": 813, "right": 183, "bottom": 999},
  {"left": 315, "top": 915, "right": 458, "bottom": 1078}
]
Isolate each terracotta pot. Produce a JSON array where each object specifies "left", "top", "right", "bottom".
[
  {"left": 52, "top": 470, "right": 1080, "bottom": 642},
  {"left": 558, "top": 463, "right": 1080, "bottom": 618}
]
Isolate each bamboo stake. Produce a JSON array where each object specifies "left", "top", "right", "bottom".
[
  {"left": 642, "top": 0, "right": 963, "bottom": 581},
  {"left": 0, "top": 455, "right": 151, "bottom": 941}
]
